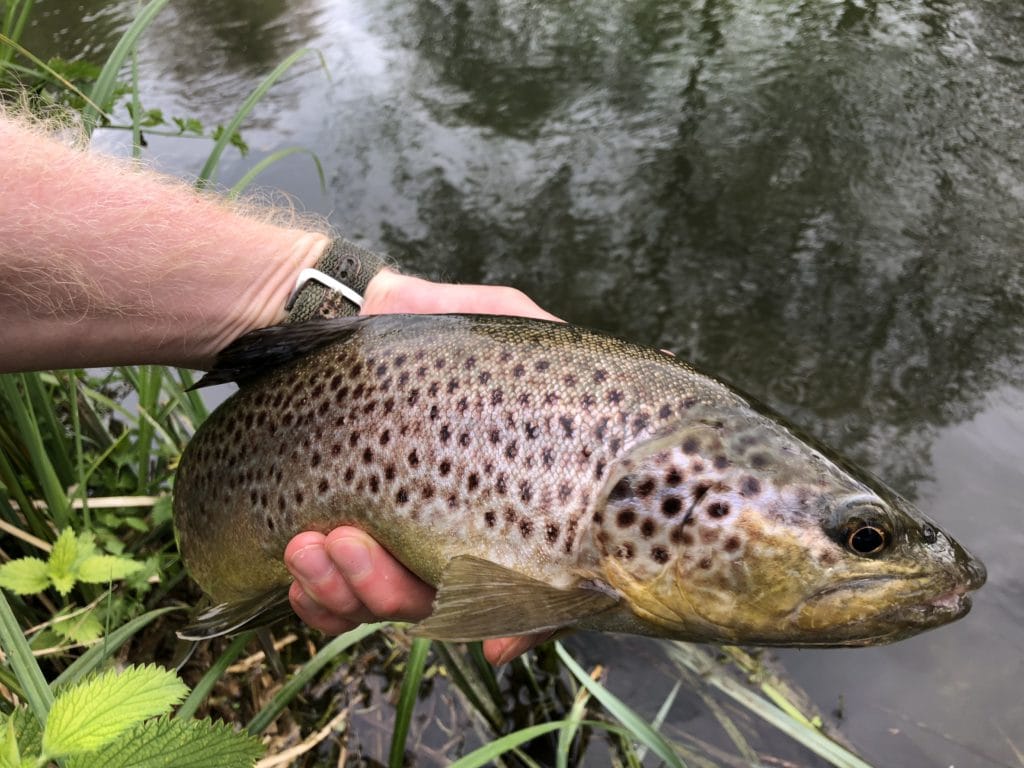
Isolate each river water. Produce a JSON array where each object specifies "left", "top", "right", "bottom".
[{"left": 21, "top": 1, "right": 1024, "bottom": 765}]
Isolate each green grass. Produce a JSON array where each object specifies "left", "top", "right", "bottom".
[{"left": 0, "top": 3, "right": 880, "bottom": 766}]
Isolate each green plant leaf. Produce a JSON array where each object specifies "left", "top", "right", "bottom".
[
  {"left": 66, "top": 716, "right": 263, "bottom": 768},
  {"left": 52, "top": 611, "right": 103, "bottom": 644},
  {"left": 47, "top": 528, "right": 79, "bottom": 596},
  {"left": 1, "top": 716, "right": 21, "bottom": 768},
  {"left": 77, "top": 555, "right": 144, "bottom": 584},
  {"left": 42, "top": 665, "right": 187, "bottom": 758},
  {"left": 0, "top": 558, "right": 50, "bottom": 595}
]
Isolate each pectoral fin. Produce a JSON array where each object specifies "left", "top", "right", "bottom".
[
  {"left": 411, "top": 556, "right": 619, "bottom": 641},
  {"left": 177, "top": 585, "right": 293, "bottom": 641}
]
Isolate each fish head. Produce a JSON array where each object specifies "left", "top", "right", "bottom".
[{"left": 589, "top": 410, "right": 986, "bottom": 646}]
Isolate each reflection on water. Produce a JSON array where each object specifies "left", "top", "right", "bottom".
[{"left": 26, "top": 0, "right": 1024, "bottom": 764}]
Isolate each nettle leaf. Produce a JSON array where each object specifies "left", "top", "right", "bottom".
[
  {"left": 77, "top": 555, "right": 144, "bottom": 584},
  {"left": 47, "top": 529, "right": 79, "bottom": 596},
  {"left": 52, "top": 611, "right": 104, "bottom": 644},
  {"left": 43, "top": 665, "right": 187, "bottom": 758},
  {"left": 0, "top": 558, "right": 50, "bottom": 595},
  {"left": 67, "top": 715, "right": 264, "bottom": 768}
]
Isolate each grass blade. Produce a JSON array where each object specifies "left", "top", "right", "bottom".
[
  {"left": 388, "top": 636, "right": 431, "bottom": 768},
  {"left": 247, "top": 622, "right": 382, "bottom": 735},
  {"left": 0, "top": 588, "right": 53, "bottom": 723},
  {"left": 229, "top": 147, "right": 326, "bottom": 198},
  {"left": 555, "top": 641, "right": 686, "bottom": 768},
  {"left": 82, "top": 0, "right": 171, "bottom": 133},
  {"left": 52, "top": 606, "right": 180, "bottom": 690},
  {"left": 175, "top": 631, "right": 253, "bottom": 720},
  {"left": 197, "top": 46, "right": 324, "bottom": 186}
]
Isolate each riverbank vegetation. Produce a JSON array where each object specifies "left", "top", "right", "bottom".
[{"left": 0, "top": 1, "right": 875, "bottom": 765}]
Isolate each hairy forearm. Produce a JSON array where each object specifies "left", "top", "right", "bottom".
[{"left": 0, "top": 114, "right": 329, "bottom": 372}]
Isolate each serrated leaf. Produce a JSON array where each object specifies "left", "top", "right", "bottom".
[
  {"left": 47, "top": 529, "right": 79, "bottom": 595},
  {"left": 52, "top": 611, "right": 104, "bottom": 644},
  {"left": 0, "top": 558, "right": 51, "bottom": 595},
  {"left": 43, "top": 665, "right": 188, "bottom": 758},
  {"left": 67, "top": 715, "right": 264, "bottom": 768},
  {"left": 77, "top": 556, "right": 144, "bottom": 584}
]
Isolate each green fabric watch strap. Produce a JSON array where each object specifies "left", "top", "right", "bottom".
[{"left": 286, "top": 238, "right": 391, "bottom": 323}]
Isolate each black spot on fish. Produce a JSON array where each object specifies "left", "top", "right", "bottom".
[
  {"left": 294, "top": 491, "right": 304, "bottom": 504},
  {"left": 489, "top": 429, "right": 501, "bottom": 444},
  {"left": 693, "top": 483, "right": 711, "bottom": 503},
  {"left": 633, "top": 414, "right": 650, "bottom": 434},
  {"left": 459, "top": 432, "right": 471, "bottom": 446},
  {"left": 659, "top": 404, "right": 673, "bottom": 420},
  {"left": 724, "top": 536, "right": 741, "bottom": 553},
  {"left": 434, "top": 357, "right": 446, "bottom": 370},
  {"left": 741, "top": 476, "right": 761, "bottom": 496},
  {"left": 525, "top": 422, "right": 540, "bottom": 439},
  {"left": 595, "top": 419, "right": 609, "bottom": 440},
  {"left": 708, "top": 502, "right": 730, "bottom": 518},
  {"left": 505, "top": 440, "right": 518, "bottom": 459},
  {"left": 479, "top": 371, "right": 492, "bottom": 384},
  {"left": 398, "top": 371, "right": 410, "bottom": 386},
  {"left": 440, "top": 425, "right": 452, "bottom": 443},
  {"left": 383, "top": 397, "right": 395, "bottom": 414},
  {"left": 535, "top": 360, "right": 550, "bottom": 372},
  {"left": 464, "top": 356, "right": 476, "bottom": 370},
  {"left": 266, "top": 515, "right": 275, "bottom": 531},
  {"left": 564, "top": 374, "right": 577, "bottom": 387},
  {"left": 701, "top": 527, "right": 720, "bottom": 543},
  {"left": 682, "top": 437, "right": 699, "bottom": 454},
  {"left": 421, "top": 484, "right": 434, "bottom": 500},
  {"left": 428, "top": 382, "right": 440, "bottom": 397},
  {"left": 699, "top": 556, "right": 713, "bottom": 570},
  {"left": 617, "top": 508, "right": 636, "bottom": 527},
  {"left": 352, "top": 383, "right": 366, "bottom": 399},
  {"left": 429, "top": 405, "right": 439, "bottom": 420},
  {"left": 662, "top": 497, "right": 682, "bottom": 517},
  {"left": 558, "top": 484, "right": 572, "bottom": 502},
  {"left": 519, "top": 519, "right": 534, "bottom": 537},
  {"left": 616, "top": 542, "right": 635, "bottom": 560},
  {"left": 249, "top": 490, "right": 258, "bottom": 506},
  {"left": 272, "top": 392, "right": 284, "bottom": 408},
  {"left": 651, "top": 546, "right": 670, "bottom": 564},
  {"left": 369, "top": 475, "right": 380, "bottom": 494},
  {"left": 546, "top": 523, "right": 560, "bottom": 542},
  {"left": 637, "top": 479, "right": 655, "bottom": 497},
  {"left": 491, "top": 389, "right": 504, "bottom": 405},
  {"left": 318, "top": 478, "right": 329, "bottom": 494},
  {"left": 496, "top": 474, "right": 508, "bottom": 494},
  {"left": 447, "top": 494, "right": 458, "bottom": 509},
  {"left": 595, "top": 460, "right": 606, "bottom": 480},
  {"left": 282, "top": 413, "right": 293, "bottom": 427},
  {"left": 513, "top": 364, "right": 526, "bottom": 378},
  {"left": 640, "top": 519, "right": 656, "bottom": 538},
  {"left": 609, "top": 478, "right": 632, "bottom": 501},
  {"left": 408, "top": 450, "right": 420, "bottom": 467},
  {"left": 580, "top": 393, "right": 596, "bottom": 408},
  {"left": 395, "top": 354, "right": 407, "bottom": 367},
  {"left": 396, "top": 488, "right": 409, "bottom": 504},
  {"left": 751, "top": 453, "right": 771, "bottom": 469},
  {"left": 559, "top": 416, "right": 574, "bottom": 438},
  {"left": 484, "top": 510, "right": 496, "bottom": 527},
  {"left": 448, "top": 379, "right": 459, "bottom": 394},
  {"left": 666, "top": 468, "right": 683, "bottom": 485},
  {"left": 520, "top": 483, "right": 533, "bottom": 503},
  {"left": 594, "top": 369, "right": 608, "bottom": 383},
  {"left": 344, "top": 467, "right": 355, "bottom": 484},
  {"left": 380, "top": 430, "right": 391, "bottom": 446},
  {"left": 714, "top": 455, "right": 729, "bottom": 470},
  {"left": 384, "top": 465, "right": 396, "bottom": 481},
  {"left": 439, "top": 460, "right": 451, "bottom": 476},
  {"left": 417, "top": 366, "right": 428, "bottom": 378},
  {"left": 457, "top": 397, "right": 469, "bottom": 413},
  {"left": 542, "top": 448, "right": 555, "bottom": 468},
  {"left": 311, "top": 452, "right": 321, "bottom": 467},
  {"left": 504, "top": 508, "right": 517, "bottom": 523},
  {"left": 408, "top": 389, "right": 420, "bottom": 405},
  {"left": 362, "top": 448, "right": 373, "bottom": 463},
  {"left": 545, "top": 392, "right": 559, "bottom": 406},
  {"left": 468, "top": 473, "right": 480, "bottom": 491}
]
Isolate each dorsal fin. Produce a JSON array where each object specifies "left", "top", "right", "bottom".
[{"left": 193, "top": 316, "right": 369, "bottom": 388}]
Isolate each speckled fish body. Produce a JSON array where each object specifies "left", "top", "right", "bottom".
[{"left": 174, "top": 314, "right": 985, "bottom": 646}]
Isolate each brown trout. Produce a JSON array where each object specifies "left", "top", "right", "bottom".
[{"left": 173, "top": 314, "right": 985, "bottom": 645}]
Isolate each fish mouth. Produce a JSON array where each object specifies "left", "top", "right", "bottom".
[{"left": 795, "top": 573, "right": 978, "bottom": 643}]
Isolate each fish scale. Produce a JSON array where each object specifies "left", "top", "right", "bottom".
[{"left": 174, "top": 314, "right": 985, "bottom": 646}]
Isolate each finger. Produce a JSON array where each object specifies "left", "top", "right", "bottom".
[
  {"left": 284, "top": 531, "right": 374, "bottom": 623},
  {"left": 483, "top": 632, "right": 553, "bottom": 666},
  {"left": 362, "top": 271, "right": 561, "bottom": 323},
  {"left": 288, "top": 580, "right": 359, "bottom": 636},
  {"left": 324, "top": 527, "right": 436, "bottom": 622}
]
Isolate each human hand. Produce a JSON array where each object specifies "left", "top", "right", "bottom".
[{"left": 285, "top": 270, "right": 559, "bottom": 665}]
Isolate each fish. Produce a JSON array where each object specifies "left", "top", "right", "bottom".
[{"left": 173, "top": 314, "right": 986, "bottom": 646}]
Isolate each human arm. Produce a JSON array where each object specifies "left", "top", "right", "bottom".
[{"left": 0, "top": 112, "right": 554, "bottom": 663}]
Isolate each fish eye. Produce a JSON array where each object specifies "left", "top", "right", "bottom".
[
  {"left": 846, "top": 525, "right": 888, "bottom": 556},
  {"left": 921, "top": 523, "right": 937, "bottom": 544}
]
